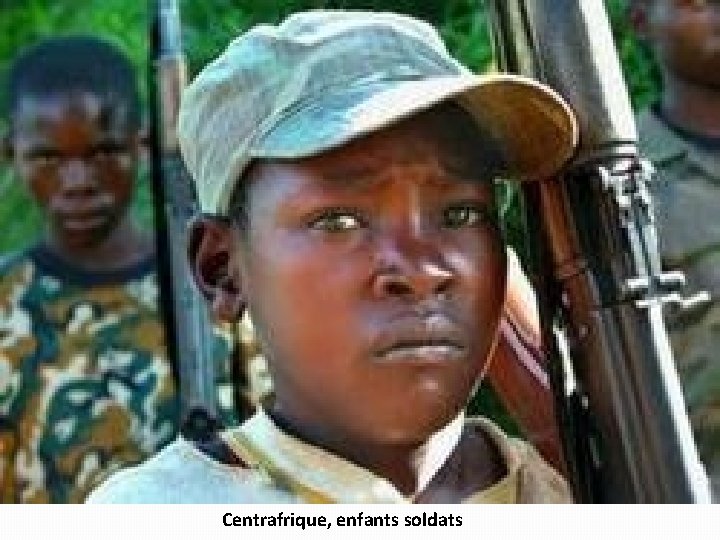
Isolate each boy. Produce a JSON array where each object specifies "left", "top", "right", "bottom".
[
  {"left": 89, "top": 11, "right": 576, "bottom": 503},
  {"left": 0, "top": 37, "right": 178, "bottom": 503},
  {"left": 631, "top": 0, "right": 720, "bottom": 497}
]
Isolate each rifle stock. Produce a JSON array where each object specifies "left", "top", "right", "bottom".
[
  {"left": 486, "top": 0, "right": 710, "bottom": 502},
  {"left": 149, "top": 0, "right": 220, "bottom": 439}
]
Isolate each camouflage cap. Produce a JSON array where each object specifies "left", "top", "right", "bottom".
[{"left": 178, "top": 10, "right": 578, "bottom": 215}]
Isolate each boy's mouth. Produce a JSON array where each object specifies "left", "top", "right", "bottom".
[
  {"left": 53, "top": 198, "right": 115, "bottom": 233},
  {"left": 55, "top": 210, "right": 111, "bottom": 233},
  {"left": 60, "top": 213, "right": 109, "bottom": 231},
  {"left": 377, "top": 341, "right": 466, "bottom": 363},
  {"left": 372, "top": 315, "right": 468, "bottom": 364}
]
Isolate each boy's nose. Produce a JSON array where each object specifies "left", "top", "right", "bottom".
[
  {"left": 59, "top": 159, "right": 99, "bottom": 196},
  {"left": 371, "top": 235, "right": 455, "bottom": 300}
]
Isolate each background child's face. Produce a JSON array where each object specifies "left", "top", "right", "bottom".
[
  {"left": 10, "top": 91, "right": 139, "bottom": 250},
  {"left": 643, "top": 0, "right": 720, "bottom": 87},
  {"left": 232, "top": 111, "right": 507, "bottom": 448}
]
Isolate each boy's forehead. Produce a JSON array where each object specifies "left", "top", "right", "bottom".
[
  {"left": 300, "top": 109, "right": 496, "bottom": 178},
  {"left": 241, "top": 113, "right": 505, "bottom": 218},
  {"left": 13, "top": 91, "right": 133, "bottom": 131},
  {"left": 247, "top": 109, "right": 501, "bottom": 198}
]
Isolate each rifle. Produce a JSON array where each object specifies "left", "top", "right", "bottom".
[
  {"left": 149, "top": 0, "right": 220, "bottom": 440},
  {"left": 485, "top": 0, "right": 711, "bottom": 502}
]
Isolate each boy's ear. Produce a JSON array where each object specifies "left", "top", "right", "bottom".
[{"left": 188, "top": 216, "right": 246, "bottom": 323}]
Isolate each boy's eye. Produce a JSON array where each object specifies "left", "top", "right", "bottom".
[
  {"left": 310, "top": 210, "right": 363, "bottom": 232},
  {"left": 443, "top": 204, "right": 488, "bottom": 229},
  {"left": 25, "top": 150, "right": 60, "bottom": 168},
  {"left": 91, "top": 143, "right": 128, "bottom": 161}
]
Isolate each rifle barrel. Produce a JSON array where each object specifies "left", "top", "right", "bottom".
[
  {"left": 486, "top": 0, "right": 710, "bottom": 502},
  {"left": 150, "top": 0, "right": 220, "bottom": 439}
]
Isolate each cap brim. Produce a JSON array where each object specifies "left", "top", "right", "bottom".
[{"left": 254, "top": 73, "right": 577, "bottom": 183}]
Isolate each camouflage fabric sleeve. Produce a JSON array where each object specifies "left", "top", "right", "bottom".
[{"left": 0, "top": 252, "right": 179, "bottom": 503}]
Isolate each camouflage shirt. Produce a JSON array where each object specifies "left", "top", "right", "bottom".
[
  {"left": 639, "top": 108, "right": 720, "bottom": 496},
  {"left": 0, "top": 245, "right": 178, "bottom": 503}
]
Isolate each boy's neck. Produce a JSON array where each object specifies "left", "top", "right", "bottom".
[
  {"left": 660, "top": 75, "right": 720, "bottom": 138},
  {"left": 46, "top": 215, "right": 153, "bottom": 273},
  {"left": 350, "top": 442, "right": 421, "bottom": 496},
  {"left": 268, "top": 408, "right": 422, "bottom": 494},
  {"left": 268, "top": 408, "right": 502, "bottom": 499}
]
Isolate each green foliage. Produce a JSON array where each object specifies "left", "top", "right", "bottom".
[{"left": 606, "top": 0, "right": 662, "bottom": 109}]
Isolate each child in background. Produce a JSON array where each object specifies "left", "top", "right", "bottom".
[{"left": 0, "top": 37, "right": 178, "bottom": 503}]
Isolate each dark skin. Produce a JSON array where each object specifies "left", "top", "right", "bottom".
[
  {"left": 632, "top": 0, "right": 720, "bottom": 136},
  {"left": 191, "top": 109, "right": 508, "bottom": 498},
  {"left": 8, "top": 91, "right": 152, "bottom": 271}
]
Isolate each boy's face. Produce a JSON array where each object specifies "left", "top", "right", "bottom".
[
  {"left": 642, "top": 0, "right": 720, "bottom": 87},
  {"left": 218, "top": 110, "right": 507, "bottom": 448},
  {"left": 10, "top": 91, "right": 139, "bottom": 250}
]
